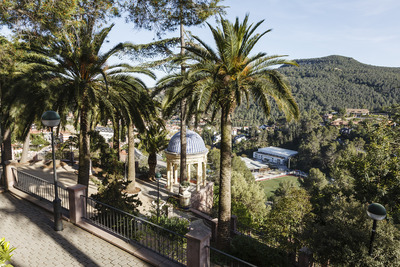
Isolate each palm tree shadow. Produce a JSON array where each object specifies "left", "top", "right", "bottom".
[{"left": 0, "top": 193, "right": 101, "bottom": 267}]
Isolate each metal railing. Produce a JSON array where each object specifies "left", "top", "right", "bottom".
[
  {"left": 84, "top": 196, "right": 187, "bottom": 266},
  {"left": 12, "top": 169, "right": 69, "bottom": 210},
  {"left": 209, "top": 246, "right": 258, "bottom": 267}
]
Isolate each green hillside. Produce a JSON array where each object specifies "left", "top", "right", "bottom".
[
  {"left": 232, "top": 55, "right": 400, "bottom": 125},
  {"left": 280, "top": 55, "right": 400, "bottom": 112}
]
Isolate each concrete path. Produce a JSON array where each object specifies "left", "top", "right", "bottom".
[{"left": 0, "top": 192, "right": 153, "bottom": 267}]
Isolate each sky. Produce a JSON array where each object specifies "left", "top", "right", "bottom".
[
  {"left": 2, "top": 0, "right": 399, "bottom": 86},
  {"left": 106, "top": 0, "right": 400, "bottom": 67}
]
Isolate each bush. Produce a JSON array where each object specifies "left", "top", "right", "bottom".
[
  {"left": 229, "top": 235, "right": 289, "bottom": 267},
  {"left": 91, "top": 177, "right": 142, "bottom": 215},
  {"left": 148, "top": 215, "right": 190, "bottom": 237},
  {"left": 166, "top": 196, "right": 179, "bottom": 208}
]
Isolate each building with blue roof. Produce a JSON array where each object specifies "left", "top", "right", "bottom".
[{"left": 165, "top": 130, "right": 208, "bottom": 192}]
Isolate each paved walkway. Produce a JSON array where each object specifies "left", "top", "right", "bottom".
[
  {"left": 0, "top": 192, "right": 153, "bottom": 267},
  {"left": 17, "top": 161, "right": 168, "bottom": 215},
  {"left": 17, "top": 161, "right": 197, "bottom": 220}
]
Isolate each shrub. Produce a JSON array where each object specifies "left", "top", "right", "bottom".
[
  {"left": 91, "top": 177, "right": 142, "bottom": 215},
  {"left": 148, "top": 215, "right": 190, "bottom": 237},
  {"left": 229, "top": 235, "right": 288, "bottom": 267}
]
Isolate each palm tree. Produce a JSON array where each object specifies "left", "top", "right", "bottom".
[
  {"left": 138, "top": 119, "right": 169, "bottom": 181},
  {"left": 180, "top": 15, "right": 300, "bottom": 248},
  {"left": 125, "top": 0, "right": 226, "bottom": 185},
  {"left": 105, "top": 75, "right": 156, "bottom": 191},
  {"left": 0, "top": 36, "right": 50, "bottom": 183},
  {"left": 24, "top": 19, "right": 155, "bottom": 189},
  {"left": 0, "top": 37, "right": 19, "bottom": 180}
]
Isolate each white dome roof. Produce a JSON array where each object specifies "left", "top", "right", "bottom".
[{"left": 166, "top": 130, "right": 208, "bottom": 154}]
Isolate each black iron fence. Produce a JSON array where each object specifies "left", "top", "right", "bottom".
[
  {"left": 84, "top": 196, "right": 187, "bottom": 266},
  {"left": 12, "top": 169, "right": 69, "bottom": 210},
  {"left": 209, "top": 246, "right": 258, "bottom": 267}
]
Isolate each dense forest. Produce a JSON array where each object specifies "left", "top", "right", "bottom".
[{"left": 233, "top": 55, "right": 400, "bottom": 126}]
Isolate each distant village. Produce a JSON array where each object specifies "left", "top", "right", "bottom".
[{"left": 13, "top": 108, "right": 392, "bottom": 182}]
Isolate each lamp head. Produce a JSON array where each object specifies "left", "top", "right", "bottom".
[
  {"left": 155, "top": 172, "right": 162, "bottom": 180},
  {"left": 42, "top": 111, "right": 60, "bottom": 127},
  {"left": 367, "top": 203, "right": 387, "bottom": 221}
]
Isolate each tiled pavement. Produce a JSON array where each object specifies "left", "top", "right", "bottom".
[{"left": 0, "top": 192, "right": 153, "bottom": 267}]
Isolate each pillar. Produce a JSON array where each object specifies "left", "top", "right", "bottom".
[
  {"left": 166, "top": 161, "right": 171, "bottom": 189},
  {"left": 196, "top": 161, "right": 201, "bottom": 191},
  {"left": 174, "top": 164, "right": 178, "bottom": 184},
  {"left": 67, "top": 184, "right": 87, "bottom": 224},
  {"left": 202, "top": 161, "right": 207, "bottom": 187},
  {"left": 187, "top": 163, "right": 191, "bottom": 182},
  {"left": 4, "top": 161, "right": 17, "bottom": 190},
  {"left": 186, "top": 220, "right": 212, "bottom": 267}
]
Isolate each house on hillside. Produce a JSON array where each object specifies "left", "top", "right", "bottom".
[
  {"left": 212, "top": 134, "right": 221, "bottom": 144},
  {"left": 323, "top": 113, "right": 333, "bottom": 121},
  {"left": 331, "top": 118, "right": 348, "bottom": 126},
  {"left": 233, "top": 134, "right": 247, "bottom": 144},
  {"left": 95, "top": 126, "right": 113, "bottom": 142},
  {"left": 346, "top": 109, "right": 369, "bottom": 117},
  {"left": 59, "top": 132, "right": 74, "bottom": 143},
  {"left": 253, "top": 146, "right": 298, "bottom": 168}
]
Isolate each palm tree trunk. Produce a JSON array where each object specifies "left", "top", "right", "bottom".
[
  {"left": 1, "top": 127, "right": 12, "bottom": 186},
  {"left": 148, "top": 152, "right": 157, "bottom": 181},
  {"left": 217, "top": 107, "right": 232, "bottom": 249},
  {"left": 78, "top": 103, "right": 91, "bottom": 188},
  {"left": 126, "top": 122, "right": 136, "bottom": 191},
  {"left": 179, "top": 20, "right": 187, "bottom": 183},
  {"left": 20, "top": 131, "right": 30, "bottom": 164},
  {"left": 113, "top": 116, "right": 120, "bottom": 161}
]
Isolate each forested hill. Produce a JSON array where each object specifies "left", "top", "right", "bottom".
[{"left": 279, "top": 55, "right": 400, "bottom": 112}]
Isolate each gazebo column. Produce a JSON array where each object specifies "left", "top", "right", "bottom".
[
  {"left": 196, "top": 161, "right": 202, "bottom": 191},
  {"left": 166, "top": 161, "right": 170, "bottom": 188},
  {"left": 174, "top": 163, "right": 178, "bottom": 184},
  {"left": 187, "top": 163, "right": 191, "bottom": 182},
  {"left": 167, "top": 161, "right": 172, "bottom": 192},
  {"left": 202, "top": 161, "right": 207, "bottom": 186}
]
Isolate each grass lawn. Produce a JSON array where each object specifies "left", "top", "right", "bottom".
[{"left": 258, "top": 175, "right": 301, "bottom": 199}]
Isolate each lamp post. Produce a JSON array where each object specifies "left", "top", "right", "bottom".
[
  {"left": 42, "top": 111, "right": 63, "bottom": 231},
  {"left": 367, "top": 203, "right": 386, "bottom": 256},
  {"left": 155, "top": 172, "right": 162, "bottom": 223}
]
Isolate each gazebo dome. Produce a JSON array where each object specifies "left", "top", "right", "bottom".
[{"left": 166, "top": 130, "right": 208, "bottom": 155}]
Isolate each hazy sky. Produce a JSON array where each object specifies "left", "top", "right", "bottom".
[{"left": 107, "top": 0, "right": 400, "bottom": 69}]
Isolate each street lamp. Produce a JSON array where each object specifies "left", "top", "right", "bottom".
[
  {"left": 42, "top": 111, "right": 63, "bottom": 231},
  {"left": 367, "top": 203, "right": 386, "bottom": 256},
  {"left": 155, "top": 172, "right": 162, "bottom": 223}
]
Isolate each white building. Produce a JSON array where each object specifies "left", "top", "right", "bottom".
[
  {"left": 233, "top": 134, "right": 247, "bottom": 144},
  {"left": 253, "top": 146, "right": 298, "bottom": 168},
  {"left": 240, "top": 157, "right": 269, "bottom": 173},
  {"left": 95, "top": 126, "right": 114, "bottom": 142}
]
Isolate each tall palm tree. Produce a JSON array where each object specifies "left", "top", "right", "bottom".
[
  {"left": 105, "top": 75, "right": 156, "bottom": 191},
  {"left": 179, "top": 15, "right": 300, "bottom": 248},
  {"left": 0, "top": 37, "right": 19, "bottom": 181},
  {"left": 125, "top": 0, "right": 226, "bottom": 184},
  {"left": 24, "top": 19, "right": 155, "bottom": 189},
  {"left": 138, "top": 119, "right": 169, "bottom": 181},
  {"left": 0, "top": 36, "right": 50, "bottom": 183}
]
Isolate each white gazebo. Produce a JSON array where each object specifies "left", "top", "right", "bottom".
[{"left": 165, "top": 130, "right": 208, "bottom": 192}]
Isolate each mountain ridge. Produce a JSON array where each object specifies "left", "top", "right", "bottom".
[
  {"left": 291, "top": 55, "right": 400, "bottom": 70},
  {"left": 278, "top": 55, "right": 400, "bottom": 112},
  {"left": 231, "top": 55, "right": 400, "bottom": 125}
]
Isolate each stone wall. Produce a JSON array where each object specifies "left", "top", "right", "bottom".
[{"left": 190, "top": 182, "right": 214, "bottom": 214}]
